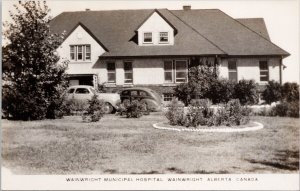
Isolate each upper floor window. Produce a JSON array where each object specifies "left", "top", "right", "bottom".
[
  {"left": 124, "top": 61, "right": 133, "bottom": 84},
  {"left": 107, "top": 62, "right": 116, "bottom": 83},
  {"left": 259, "top": 61, "right": 269, "bottom": 82},
  {"left": 70, "top": 45, "right": 91, "bottom": 61},
  {"left": 228, "top": 60, "right": 237, "bottom": 82},
  {"left": 143, "top": 32, "right": 152, "bottom": 43},
  {"left": 159, "top": 32, "right": 169, "bottom": 43}
]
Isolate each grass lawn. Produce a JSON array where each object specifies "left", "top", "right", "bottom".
[{"left": 1, "top": 113, "right": 299, "bottom": 174}]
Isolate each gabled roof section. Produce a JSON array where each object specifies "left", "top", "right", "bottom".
[
  {"left": 50, "top": 9, "right": 225, "bottom": 57},
  {"left": 171, "top": 9, "right": 290, "bottom": 57},
  {"left": 135, "top": 9, "right": 178, "bottom": 34},
  {"left": 236, "top": 18, "right": 270, "bottom": 40},
  {"left": 58, "top": 22, "right": 109, "bottom": 51},
  {"left": 49, "top": 8, "right": 289, "bottom": 58}
]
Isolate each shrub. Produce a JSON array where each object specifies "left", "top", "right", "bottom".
[
  {"left": 262, "top": 80, "right": 282, "bottom": 104},
  {"left": 286, "top": 101, "right": 299, "bottom": 118},
  {"left": 116, "top": 100, "right": 149, "bottom": 118},
  {"left": 173, "top": 61, "right": 218, "bottom": 105},
  {"left": 210, "top": 99, "right": 251, "bottom": 126},
  {"left": 209, "top": 79, "right": 235, "bottom": 104},
  {"left": 185, "top": 99, "right": 214, "bottom": 127},
  {"left": 82, "top": 95, "right": 105, "bottom": 122},
  {"left": 233, "top": 80, "right": 259, "bottom": 105},
  {"left": 173, "top": 83, "right": 193, "bottom": 106},
  {"left": 270, "top": 101, "right": 299, "bottom": 118},
  {"left": 165, "top": 99, "right": 185, "bottom": 126},
  {"left": 60, "top": 98, "right": 87, "bottom": 116},
  {"left": 281, "top": 82, "right": 299, "bottom": 102}
]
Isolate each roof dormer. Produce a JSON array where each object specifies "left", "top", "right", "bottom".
[{"left": 136, "top": 10, "right": 176, "bottom": 46}]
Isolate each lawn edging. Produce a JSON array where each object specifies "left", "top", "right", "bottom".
[{"left": 153, "top": 122, "right": 264, "bottom": 133}]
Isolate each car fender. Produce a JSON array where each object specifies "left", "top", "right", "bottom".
[{"left": 141, "top": 98, "right": 161, "bottom": 111}]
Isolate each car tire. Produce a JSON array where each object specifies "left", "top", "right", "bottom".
[{"left": 103, "top": 102, "right": 114, "bottom": 114}]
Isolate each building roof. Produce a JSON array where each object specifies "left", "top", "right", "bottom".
[
  {"left": 50, "top": 8, "right": 289, "bottom": 58},
  {"left": 236, "top": 18, "right": 270, "bottom": 40}
]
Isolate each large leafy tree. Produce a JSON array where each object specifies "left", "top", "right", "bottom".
[
  {"left": 173, "top": 57, "right": 218, "bottom": 105},
  {"left": 2, "top": 1, "right": 69, "bottom": 120}
]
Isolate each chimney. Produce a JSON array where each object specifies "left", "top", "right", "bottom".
[
  {"left": 85, "top": 8, "right": 91, "bottom": 11},
  {"left": 183, "top": 5, "right": 191, "bottom": 11}
]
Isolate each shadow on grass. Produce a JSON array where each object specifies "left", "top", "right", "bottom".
[
  {"left": 193, "top": 170, "right": 229, "bottom": 174},
  {"left": 104, "top": 169, "right": 118, "bottom": 173},
  {"left": 131, "top": 170, "right": 161, "bottom": 174},
  {"left": 246, "top": 150, "right": 299, "bottom": 171},
  {"left": 166, "top": 167, "right": 184, "bottom": 174}
]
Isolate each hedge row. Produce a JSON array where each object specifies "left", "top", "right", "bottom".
[
  {"left": 165, "top": 99, "right": 250, "bottom": 127},
  {"left": 174, "top": 79, "right": 259, "bottom": 106},
  {"left": 262, "top": 81, "right": 299, "bottom": 104}
]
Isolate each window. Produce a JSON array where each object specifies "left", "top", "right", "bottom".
[
  {"left": 77, "top": 46, "right": 83, "bottom": 60},
  {"left": 70, "top": 45, "right": 91, "bottom": 61},
  {"left": 75, "top": 88, "right": 90, "bottom": 94},
  {"left": 175, "top": 60, "right": 188, "bottom": 83},
  {"left": 164, "top": 60, "right": 173, "bottom": 83},
  {"left": 139, "top": 91, "right": 149, "bottom": 97},
  {"left": 107, "top": 62, "right": 116, "bottom": 83},
  {"left": 228, "top": 61, "right": 237, "bottom": 82},
  {"left": 163, "top": 93, "right": 173, "bottom": 101},
  {"left": 259, "top": 61, "right": 269, "bottom": 82},
  {"left": 130, "top": 91, "right": 138, "bottom": 96},
  {"left": 67, "top": 88, "right": 75, "bottom": 94},
  {"left": 86, "top": 45, "right": 91, "bottom": 60},
  {"left": 143, "top": 32, "right": 152, "bottom": 43},
  {"left": 159, "top": 32, "right": 169, "bottom": 43},
  {"left": 70, "top": 46, "right": 75, "bottom": 60},
  {"left": 121, "top": 90, "right": 129, "bottom": 96},
  {"left": 124, "top": 61, "right": 133, "bottom": 84}
]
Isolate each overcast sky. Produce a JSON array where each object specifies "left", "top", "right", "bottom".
[{"left": 2, "top": 0, "right": 299, "bottom": 83}]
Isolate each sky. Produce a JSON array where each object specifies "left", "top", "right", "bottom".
[{"left": 2, "top": 0, "right": 299, "bottom": 83}]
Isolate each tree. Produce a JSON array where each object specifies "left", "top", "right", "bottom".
[
  {"left": 261, "top": 80, "right": 282, "bottom": 104},
  {"left": 281, "top": 82, "right": 299, "bottom": 102},
  {"left": 233, "top": 79, "right": 259, "bottom": 105},
  {"left": 173, "top": 57, "right": 218, "bottom": 105},
  {"left": 2, "top": 1, "right": 69, "bottom": 120},
  {"left": 82, "top": 95, "right": 105, "bottom": 122}
]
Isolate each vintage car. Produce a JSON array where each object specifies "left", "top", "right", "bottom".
[
  {"left": 119, "top": 88, "right": 162, "bottom": 111},
  {"left": 65, "top": 85, "right": 120, "bottom": 114}
]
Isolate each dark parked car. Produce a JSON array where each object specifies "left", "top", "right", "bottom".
[{"left": 119, "top": 88, "right": 162, "bottom": 111}]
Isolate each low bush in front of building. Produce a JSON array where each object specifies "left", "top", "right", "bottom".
[
  {"left": 60, "top": 98, "right": 88, "bottom": 116},
  {"left": 269, "top": 101, "right": 299, "bottom": 118},
  {"left": 116, "top": 100, "right": 150, "bottom": 118},
  {"left": 209, "top": 99, "right": 251, "bottom": 126},
  {"left": 165, "top": 99, "right": 251, "bottom": 127},
  {"left": 82, "top": 95, "right": 106, "bottom": 122},
  {"left": 261, "top": 80, "right": 282, "bottom": 104},
  {"left": 259, "top": 81, "right": 299, "bottom": 118},
  {"left": 165, "top": 99, "right": 185, "bottom": 126},
  {"left": 209, "top": 79, "right": 235, "bottom": 104},
  {"left": 261, "top": 81, "right": 299, "bottom": 104},
  {"left": 173, "top": 64, "right": 259, "bottom": 106},
  {"left": 233, "top": 79, "right": 259, "bottom": 105},
  {"left": 184, "top": 99, "right": 214, "bottom": 127},
  {"left": 281, "top": 82, "right": 299, "bottom": 102}
]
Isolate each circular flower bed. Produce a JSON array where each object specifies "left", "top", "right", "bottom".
[{"left": 153, "top": 121, "right": 263, "bottom": 133}]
